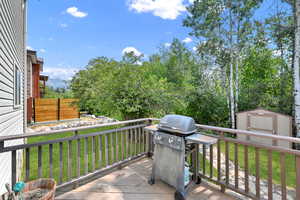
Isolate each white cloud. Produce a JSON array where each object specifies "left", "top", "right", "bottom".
[
  {"left": 60, "top": 23, "right": 68, "bottom": 28},
  {"left": 192, "top": 46, "right": 197, "bottom": 51},
  {"left": 164, "top": 43, "right": 171, "bottom": 47},
  {"left": 183, "top": 37, "right": 192, "bottom": 43},
  {"left": 43, "top": 67, "right": 79, "bottom": 81},
  {"left": 122, "top": 47, "right": 142, "bottom": 57},
  {"left": 66, "top": 6, "right": 88, "bottom": 18},
  {"left": 26, "top": 46, "right": 34, "bottom": 50},
  {"left": 128, "top": 0, "right": 187, "bottom": 20},
  {"left": 40, "top": 49, "right": 46, "bottom": 53}
]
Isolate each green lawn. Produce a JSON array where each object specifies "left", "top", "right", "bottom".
[
  {"left": 24, "top": 128, "right": 296, "bottom": 189},
  {"left": 219, "top": 141, "right": 296, "bottom": 188},
  {"left": 25, "top": 125, "right": 146, "bottom": 183}
]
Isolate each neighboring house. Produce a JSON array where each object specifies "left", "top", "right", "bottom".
[
  {"left": 26, "top": 50, "right": 48, "bottom": 99},
  {"left": 0, "top": 0, "right": 27, "bottom": 194},
  {"left": 26, "top": 50, "right": 48, "bottom": 123}
]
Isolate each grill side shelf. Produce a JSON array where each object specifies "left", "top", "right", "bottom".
[{"left": 186, "top": 134, "right": 218, "bottom": 145}]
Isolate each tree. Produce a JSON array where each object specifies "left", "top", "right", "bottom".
[
  {"left": 293, "top": 0, "right": 300, "bottom": 138},
  {"left": 183, "top": 0, "right": 262, "bottom": 128}
]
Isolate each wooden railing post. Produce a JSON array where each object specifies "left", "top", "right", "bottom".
[{"left": 147, "top": 120, "right": 154, "bottom": 157}]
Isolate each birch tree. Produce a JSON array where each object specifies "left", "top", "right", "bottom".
[
  {"left": 183, "top": 0, "right": 262, "bottom": 128},
  {"left": 293, "top": 0, "right": 300, "bottom": 137}
]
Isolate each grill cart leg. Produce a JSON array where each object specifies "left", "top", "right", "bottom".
[
  {"left": 194, "top": 175, "right": 202, "bottom": 184},
  {"left": 175, "top": 190, "right": 186, "bottom": 200},
  {"left": 148, "top": 158, "right": 156, "bottom": 185},
  {"left": 148, "top": 177, "right": 155, "bottom": 185}
]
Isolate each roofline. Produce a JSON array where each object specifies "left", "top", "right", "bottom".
[{"left": 236, "top": 108, "right": 292, "bottom": 119}]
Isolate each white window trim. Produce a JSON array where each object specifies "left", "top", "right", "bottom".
[{"left": 13, "top": 62, "right": 22, "bottom": 109}]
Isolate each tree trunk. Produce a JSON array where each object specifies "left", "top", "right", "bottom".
[
  {"left": 235, "top": 55, "right": 239, "bottom": 114},
  {"left": 229, "top": 7, "right": 235, "bottom": 129},
  {"left": 294, "top": 0, "right": 300, "bottom": 138}
]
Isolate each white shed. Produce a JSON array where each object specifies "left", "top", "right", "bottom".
[{"left": 236, "top": 108, "right": 292, "bottom": 149}]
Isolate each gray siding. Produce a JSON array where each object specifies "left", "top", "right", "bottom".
[{"left": 0, "top": 0, "right": 26, "bottom": 194}]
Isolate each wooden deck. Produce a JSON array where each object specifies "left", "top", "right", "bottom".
[{"left": 56, "top": 158, "right": 239, "bottom": 200}]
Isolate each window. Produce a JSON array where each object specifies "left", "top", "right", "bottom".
[{"left": 14, "top": 65, "right": 21, "bottom": 107}]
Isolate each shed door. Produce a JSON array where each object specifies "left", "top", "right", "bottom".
[{"left": 247, "top": 112, "right": 277, "bottom": 146}]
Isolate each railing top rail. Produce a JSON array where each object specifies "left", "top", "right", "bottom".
[
  {"left": 0, "top": 118, "right": 158, "bottom": 142},
  {"left": 0, "top": 124, "right": 146, "bottom": 153},
  {"left": 197, "top": 124, "right": 300, "bottom": 144}
]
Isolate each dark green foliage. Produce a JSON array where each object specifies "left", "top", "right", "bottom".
[{"left": 70, "top": 1, "right": 294, "bottom": 128}]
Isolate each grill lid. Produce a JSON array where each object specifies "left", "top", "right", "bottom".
[{"left": 158, "top": 114, "right": 197, "bottom": 135}]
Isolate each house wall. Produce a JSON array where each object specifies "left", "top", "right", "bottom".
[{"left": 0, "top": 0, "right": 26, "bottom": 194}]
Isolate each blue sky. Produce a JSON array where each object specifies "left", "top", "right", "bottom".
[
  {"left": 27, "top": 0, "right": 290, "bottom": 83},
  {"left": 27, "top": 0, "right": 196, "bottom": 81}
]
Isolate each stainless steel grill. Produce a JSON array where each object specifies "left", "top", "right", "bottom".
[{"left": 146, "top": 114, "right": 217, "bottom": 200}]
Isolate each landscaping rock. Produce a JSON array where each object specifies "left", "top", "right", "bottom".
[{"left": 29, "top": 116, "right": 118, "bottom": 133}]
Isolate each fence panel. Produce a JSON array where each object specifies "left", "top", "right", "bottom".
[
  {"left": 34, "top": 98, "right": 59, "bottom": 122},
  {"left": 34, "top": 98, "right": 79, "bottom": 122},
  {"left": 59, "top": 99, "right": 79, "bottom": 120}
]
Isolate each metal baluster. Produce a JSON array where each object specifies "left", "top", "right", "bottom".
[
  {"left": 38, "top": 146, "right": 42, "bottom": 178},
  {"left": 77, "top": 139, "right": 81, "bottom": 177},
  {"left": 134, "top": 128, "right": 137, "bottom": 156},
  {"left": 11, "top": 150, "right": 17, "bottom": 187},
  {"left": 116, "top": 132, "right": 119, "bottom": 162},
  {"left": 49, "top": 144, "right": 53, "bottom": 178},
  {"left": 68, "top": 140, "right": 72, "bottom": 179},
  {"left": 268, "top": 150, "right": 273, "bottom": 200},
  {"left": 244, "top": 145, "right": 249, "bottom": 193},
  {"left": 217, "top": 140, "right": 221, "bottom": 182},
  {"left": 98, "top": 136, "right": 102, "bottom": 168},
  {"left": 126, "top": 130, "right": 129, "bottom": 159},
  {"left": 105, "top": 134, "right": 109, "bottom": 166},
  {"left": 225, "top": 142, "right": 229, "bottom": 185},
  {"left": 92, "top": 136, "right": 96, "bottom": 171},
  {"left": 26, "top": 148, "right": 30, "bottom": 181},
  {"left": 255, "top": 148, "right": 260, "bottom": 199},
  {"left": 209, "top": 145, "right": 213, "bottom": 178},
  {"left": 234, "top": 143, "right": 239, "bottom": 189},
  {"left": 121, "top": 131, "right": 124, "bottom": 160},
  {"left": 203, "top": 145, "right": 206, "bottom": 175},
  {"left": 111, "top": 133, "right": 114, "bottom": 164},
  {"left": 280, "top": 153, "right": 287, "bottom": 200},
  {"left": 59, "top": 142, "right": 63, "bottom": 184},
  {"left": 84, "top": 137, "right": 88, "bottom": 174}
]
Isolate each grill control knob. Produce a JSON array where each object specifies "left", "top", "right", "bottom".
[
  {"left": 155, "top": 135, "right": 162, "bottom": 141},
  {"left": 169, "top": 137, "right": 174, "bottom": 144}
]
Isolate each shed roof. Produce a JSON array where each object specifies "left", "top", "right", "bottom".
[{"left": 236, "top": 108, "right": 292, "bottom": 119}]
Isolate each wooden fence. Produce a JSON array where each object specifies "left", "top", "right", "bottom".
[{"left": 33, "top": 98, "right": 79, "bottom": 122}]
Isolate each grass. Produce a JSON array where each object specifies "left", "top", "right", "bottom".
[
  {"left": 219, "top": 141, "right": 296, "bottom": 188},
  {"left": 24, "top": 125, "right": 146, "bottom": 183},
  {"left": 24, "top": 127, "right": 296, "bottom": 189}
]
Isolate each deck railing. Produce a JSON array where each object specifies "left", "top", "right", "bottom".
[
  {"left": 0, "top": 118, "right": 155, "bottom": 194},
  {"left": 0, "top": 118, "right": 300, "bottom": 200},
  {"left": 196, "top": 124, "right": 300, "bottom": 200}
]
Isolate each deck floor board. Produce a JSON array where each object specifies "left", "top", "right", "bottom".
[{"left": 56, "top": 158, "right": 238, "bottom": 200}]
